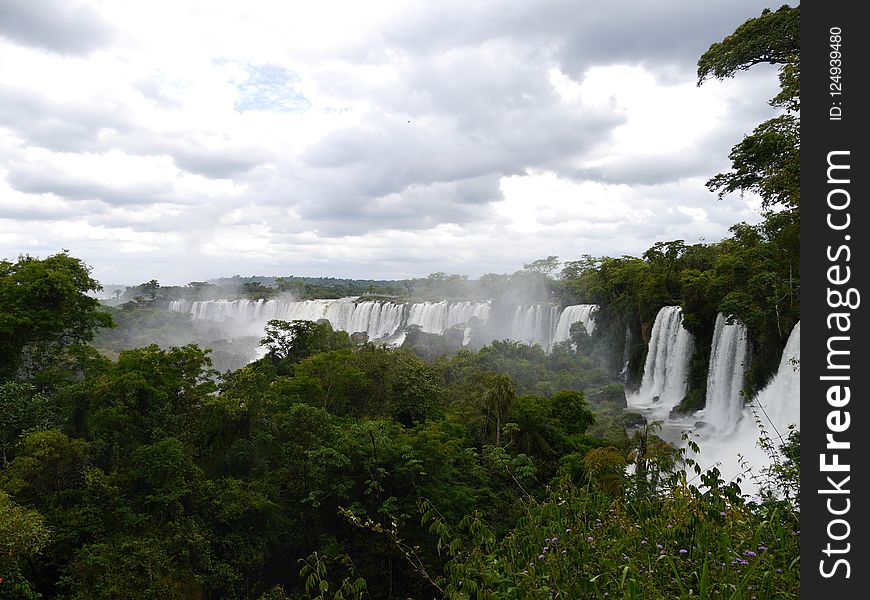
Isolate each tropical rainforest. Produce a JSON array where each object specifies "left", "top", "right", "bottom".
[{"left": 1, "top": 5, "right": 799, "bottom": 599}]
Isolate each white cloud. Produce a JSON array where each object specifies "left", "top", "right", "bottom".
[{"left": 0, "top": 0, "right": 787, "bottom": 284}]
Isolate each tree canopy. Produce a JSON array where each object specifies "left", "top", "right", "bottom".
[
  {"left": 698, "top": 4, "right": 800, "bottom": 212},
  {"left": 0, "top": 252, "right": 113, "bottom": 378}
]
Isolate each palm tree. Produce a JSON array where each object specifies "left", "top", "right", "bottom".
[{"left": 482, "top": 373, "right": 516, "bottom": 447}]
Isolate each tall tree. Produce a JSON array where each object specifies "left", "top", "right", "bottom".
[
  {"left": 0, "top": 252, "right": 113, "bottom": 379},
  {"left": 697, "top": 4, "right": 800, "bottom": 211},
  {"left": 482, "top": 373, "right": 517, "bottom": 447}
]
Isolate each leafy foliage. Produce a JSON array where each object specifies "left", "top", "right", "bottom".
[
  {"left": 0, "top": 252, "right": 113, "bottom": 378},
  {"left": 698, "top": 4, "right": 800, "bottom": 212}
]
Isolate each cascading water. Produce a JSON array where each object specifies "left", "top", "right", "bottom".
[
  {"left": 619, "top": 325, "right": 632, "bottom": 382},
  {"left": 406, "top": 301, "right": 491, "bottom": 335},
  {"left": 687, "top": 321, "right": 800, "bottom": 497},
  {"left": 172, "top": 298, "right": 494, "bottom": 344},
  {"left": 702, "top": 313, "right": 749, "bottom": 435},
  {"left": 171, "top": 298, "right": 608, "bottom": 353},
  {"left": 749, "top": 320, "right": 800, "bottom": 435},
  {"left": 170, "top": 298, "right": 408, "bottom": 341},
  {"left": 552, "top": 304, "right": 598, "bottom": 345},
  {"left": 627, "top": 306, "right": 694, "bottom": 418},
  {"left": 504, "top": 304, "right": 560, "bottom": 349}
]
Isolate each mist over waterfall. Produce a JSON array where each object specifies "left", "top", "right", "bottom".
[
  {"left": 702, "top": 313, "right": 749, "bottom": 435},
  {"left": 627, "top": 306, "right": 694, "bottom": 418}
]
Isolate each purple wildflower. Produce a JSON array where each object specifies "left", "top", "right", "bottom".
[{"left": 679, "top": 549, "right": 688, "bottom": 555}]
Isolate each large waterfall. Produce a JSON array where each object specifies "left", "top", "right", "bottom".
[
  {"left": 702, "top": 313, "right": 749, "bottom": 435},
  {"left": 627, "top": 306, "right": 694, "bottom": 418},
  {"left": 170, "top": 298, "right": 601, "bottom": 352},
  {"left": 169, "top": 298, "right": 409, "bottom": 341}
]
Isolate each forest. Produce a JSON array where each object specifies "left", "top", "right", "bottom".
[{"left": 0, "top": 5, "right": 799, "bottom": 600}]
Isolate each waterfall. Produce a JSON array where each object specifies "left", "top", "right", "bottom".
[
  {"left": 173, "top": 298, "right": 492, "bottom": 345},
  {"left": 628, "top": 306, "right": 694, "bottom": 417},
  {"left": 619, "top": 324, "right": 632, "bottom": 382},
  {"left": 406, "top": 301, "right": 491, "bottom": 335},
  {"left": 504, "top": 304, "right": 560, "bottom": 349},
  {"left": 171, "top": 297, "right": 623, "bottom": 355},
  {"left": 750, "top": 320, "right": 800, "bottom": 435},
  {"left": 702, "top": 313, "right": 749, "bottom": 435},
  {"left": 171, "top": 298, "right": 408, "bottom": 341},
  {"left": 685, "top": 321, "right": 800, "bottom": 498},
  {"left": 552, "top": 304, "right": 598, "bottom": 345}
]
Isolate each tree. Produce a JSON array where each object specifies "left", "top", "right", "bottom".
[
  {"left": 293, "top": 350, "right": 367, "bottom": 413},
  {"left": 141, "top": 279, "right": 160, "bottom": 301},
  {"left": 259, "top": 319, "right": 352, "bottom": 367},
  {"left": 697, "top": 5, "right": 799, "bottom": 81},
  {"left": 0, "top": 252, "right": 113, "bottom": 378},
  {"left": 242, "top": 281, "right": 272, "bottom": 300},
  {"left": 0, "top": 382, "right": 59, "bottom": 465},
  {"left": 549, "top": 390, "right": 594, "bottom": 436},
  {"left": 0, "top": 490, "right": 51, "bottom": 597},
  {"left": 482, "top": 373, "right": 516, "bottom": 447},
  {"left": 87, "top": 344, "right": 217, "bottom": 455},
  {"left": 522, "top": 256, "right": 560, "bottom": 276},
  {"left": 697, "top": 4, "right": 800, "bottom": 211}
]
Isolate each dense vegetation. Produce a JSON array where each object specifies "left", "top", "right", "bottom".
[
  {"left": 1, "top": 5, "right": 800, "bottom": 599},
  {"left": 0, "top": 258, "right": 799, "bottom": 598}
]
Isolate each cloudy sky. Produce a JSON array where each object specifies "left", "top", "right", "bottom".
[{"left": 0, "top": 0, "right": 790, "bottom": 286}]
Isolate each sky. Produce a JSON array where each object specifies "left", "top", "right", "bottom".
[{"left": 0, "top": 0, "right": 791, "bottom": 286}]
